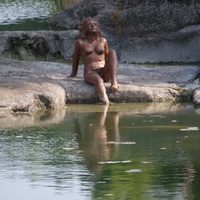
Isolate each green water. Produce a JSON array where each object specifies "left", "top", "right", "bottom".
[
  {"left": 1, "top": 2, "right": 200, "bottom": 199},
  {"left": 0, "top": 0, "right": 78, "bottom": 31},
  {"left": 0, "top": 103, "right": 200, "bottom": 200}
]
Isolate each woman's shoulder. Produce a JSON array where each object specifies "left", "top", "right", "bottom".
[
  {"left": 99, "top": 37, "right": 107, "bottom": 43},
  {"left": 75, "top": 38, "right": 85, "bottom": 46}
]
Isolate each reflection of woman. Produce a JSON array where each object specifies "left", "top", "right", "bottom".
[
  {"left": 67, "top": 18, "right": 119, "bottom": 104},
  {"left": 72, "top": 105, "right": 120, "bottom": 175}
]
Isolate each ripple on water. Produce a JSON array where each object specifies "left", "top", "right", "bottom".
[{"left": 0, "top": 0, "right": 51, "bottom": 24}]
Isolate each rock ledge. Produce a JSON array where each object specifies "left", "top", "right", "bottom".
[{"left": 0, "top": 57, "right": 200, "bottom": 116}]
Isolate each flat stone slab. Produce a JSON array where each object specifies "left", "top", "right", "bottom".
[{"left": 0, "top": 57, "right": 200, "bottom": 115}]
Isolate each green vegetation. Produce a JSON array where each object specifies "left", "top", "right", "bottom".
[
  {"left": 48, "top": 0, "right": 78, "bottom": 15},
  {"left": 112, "top": 10, "right": 122, "bottom": 34}
]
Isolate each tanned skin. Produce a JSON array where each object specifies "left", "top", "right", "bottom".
[{"left": 67, "top": 18, "right": 118, "bottom": 104}]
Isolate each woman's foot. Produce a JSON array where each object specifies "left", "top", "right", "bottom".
[
  {"left": 98, "top": 93, "right": 109, "bottom": 104},
  {"left": 110, "top": 85, "right": 119, "bottom": 91},
  {"left": 110, "top": 80, "right": 119, "bottom": 91}
]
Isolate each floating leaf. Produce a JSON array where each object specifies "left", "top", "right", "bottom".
[
  {"left": 180, "top": 127, "right": 199, "bottom": 131},
  {"left": 107, "top": 141, "right": 136, "bottom": 145},
  {"left": 15, "top": 136, "right": 23, "bottom": 138},
  {"left": 141, "top": 161, "right": 152, "bottom": 164},
  {"left": 99, "top": 160, "right": 131, "bottom": 164},
  {"left": 125, "top": 169, "right": 142, "bottom": 173},
  {"left": 62, "top": 148, "right": 74, "bottom": 151}
]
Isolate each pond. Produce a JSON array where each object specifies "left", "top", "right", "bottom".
[
  {"left": 0, "top": 2, "right": 200, "bottom": 199},
  {"left": 0, "top": 0, "right": 77, "bottom": 31},
  {"left": 0, "top": 103, "right": 200, "bottom": 200}
]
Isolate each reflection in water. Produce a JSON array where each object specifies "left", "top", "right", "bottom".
[
  {"left": 0, "top": 107, "right": 92, "bottom": 200},
  {"left": 71, "top": 105, "right": 120, "bottom": 177},
  {"left": 0, "top": 103, "right": 200, "bottom": 200},
  {"left": 0, "top": 108, "right": 67, "bottom": 129}
]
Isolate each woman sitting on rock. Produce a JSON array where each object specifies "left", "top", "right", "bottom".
[{"left": 67, "top": 17, "right": 119, "bottom": 104}]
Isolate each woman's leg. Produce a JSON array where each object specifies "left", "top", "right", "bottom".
[
  {"left": 85, "top": 71, "right": 109, "bottom": 104},
  {"left": 103, "top": 49, "right": 119, "bottom": 90}
]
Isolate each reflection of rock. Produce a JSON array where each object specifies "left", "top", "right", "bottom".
[
  {"left": 67, "top": 102, "right": 189, "bottom": 178},
  {"left": 67, "top": 102, "right": 184, "bottom": 115},
  {"left": 0, "top": 108, "right": 66, "bottom": 129}
]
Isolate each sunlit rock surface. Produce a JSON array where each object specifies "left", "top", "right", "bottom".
[
  {"left": 193, "top": 88, "right": 200, "bottom": 107},
  {"left": 0, "top": 57, "right": 200, "bottom": 115},
  {"left": 52, "top": 0, "right": 200, "bottom": 63}
]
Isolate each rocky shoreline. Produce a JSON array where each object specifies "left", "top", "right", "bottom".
[
  {"left": 0, "top": 57, "right": 200, "bottom": 116},
  {"left": 1, "top": 0, "right": 200, "bottom": 115}
]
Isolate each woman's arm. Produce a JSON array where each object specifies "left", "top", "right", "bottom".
[
  {"left": 67, "top": 40, "right": 81, "bottom": 77},
  {"left": 104, "top": 38, "right": 109, "bottom": 61}
]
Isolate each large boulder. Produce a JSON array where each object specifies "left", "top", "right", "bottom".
[
  {"left": 1, "top": 1, "right": 200, "bottom": 63},
  {"left": 1, "top": 26, "right": 200, "bottom": 64},
  {"left": 0, "top": 31, "right": 78, "bottom": 62},
  {"left": 193, "top": 88, "right": 200, "bottom": 107},
  {"left": 1, "top": 57, "right": 200, "bottom": 115},
  {"left": 0, "top": 58, "right": 66, "bottom": 116},
  {"left": 52, "top": 0, "right": 200, "bottom": 36},
  {"left": 50, "top": 0, "right": 200, "bottom": 63}
]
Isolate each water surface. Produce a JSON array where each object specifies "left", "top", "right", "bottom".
[
  {"left": 0, "top": 0, "right": 77, "bottom": 31},
  {"left": 0, "top": 103, "right": 200, "bottom": 200}
]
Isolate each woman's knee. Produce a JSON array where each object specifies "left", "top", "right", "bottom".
[
  {"left": 95, "top": 78, "right": 105, "bottom": 91},
  {"left": 108, "top": 49, "right": 117, "bottom": 57},
  {"left": 96, "top": 77, "right": 104, "bottom": 87},
  {"left": 107, "top": 49, "right": 118, "bottom": 64}
]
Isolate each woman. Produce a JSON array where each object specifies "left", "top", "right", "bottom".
[{"left": 67, "top": 17, "right": 119, "bottom": 104}]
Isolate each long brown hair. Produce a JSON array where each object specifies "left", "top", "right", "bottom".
[{"left": 76, "top": 18, "right": 103, "bottom": 39}]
